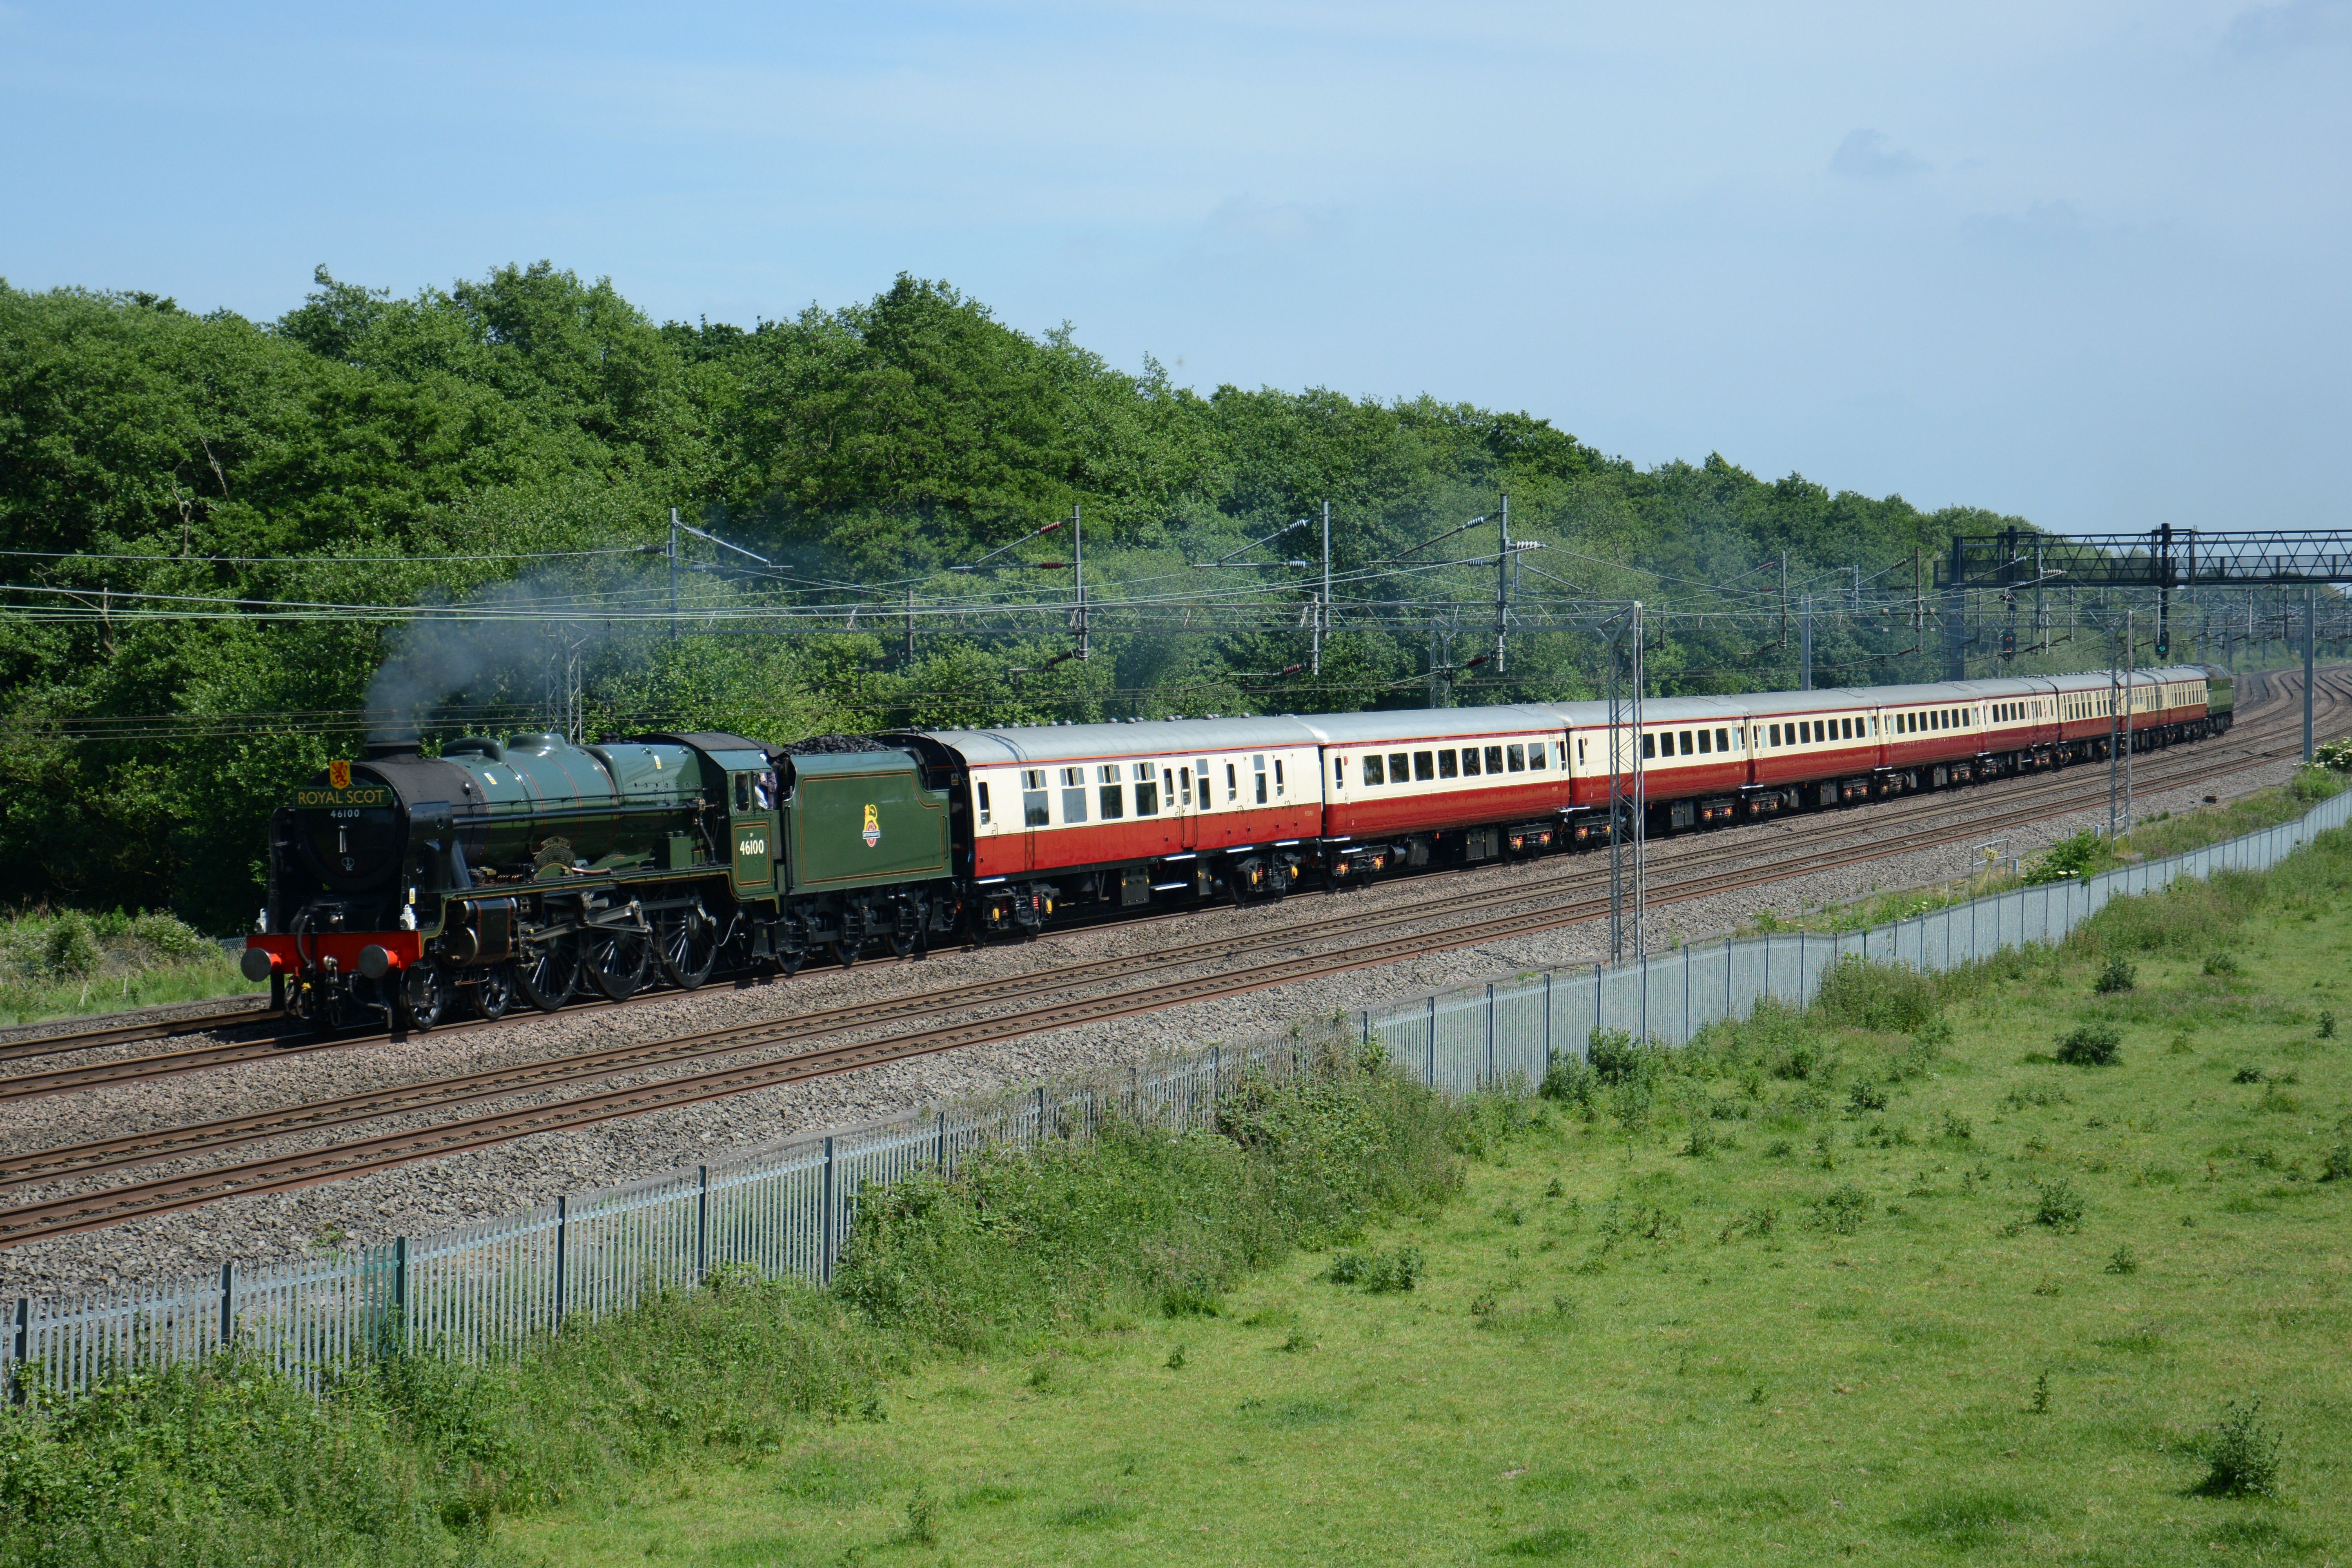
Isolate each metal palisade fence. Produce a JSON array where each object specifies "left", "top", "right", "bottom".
[{"left": 8, "top": 785, "right": 2349, "bottom": 1399}]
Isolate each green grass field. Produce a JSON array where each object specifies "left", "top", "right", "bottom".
[{"left": 511, "top": 853, "right": 2352, "bottom": 1566}]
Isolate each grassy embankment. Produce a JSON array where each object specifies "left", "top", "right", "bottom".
[
  {"left": 3, "top": 828, "right": 2347, "bottom": 1565},
  {"left": 0, "top": 907, "right": 259, "bottom": 1028},
  {"left": 518, "top": 831, "right": 2352, "bottom": 1566},
  {"left": 1755, "top": 765, "right": 2345, "bottom": 938}
]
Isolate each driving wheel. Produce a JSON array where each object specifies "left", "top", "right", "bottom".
[
  {"left": 581, "top": 924, "right": 651, "bottom": 1002},
  {"left": 655, "top": 904, "right": 719, "bottom": 990},
  {"left": 515, "top": 937, "right": 581, "bottom": 1012}
]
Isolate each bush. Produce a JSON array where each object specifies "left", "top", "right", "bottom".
[
  {"left": 1814, "top": 956, "right": 1938, "bottom": 1034},
  {"left": 1539, "top": 1055, "right": 1595, "bottom": 1107},
  {"left": 2094, "top": 956, "right": 2136, "bottom": 994},
  {"left": 2319, "top": 1144, "right": 2350, "bottom": 1183},
  {"left": 2198, "top": 1399, "right": 2283, "bottom": 1498},
  {"left": 40, "top": 911, "right": 100, "bottom": 978},
  {"left": 1848, "top": 1081, "right": 1889, "bottom": 1113},
  {"left": 2033, "top": 1178, "right": 2086, "bottom": 1231},
  {"left": 1586, "top": 1028, "right": 1647, "bottom": 1085},
  {"left": 1327, "top": 1246, "right": 1423, "bottom": 1293},
  {"left": 2203, "top": 953, "right": 2241, "bottom": 977},
  {"left": 2056, "top": 1025, "right": 2122, "bottom": 1067},
  {"left": 837, "top": 1053, "right": 1463, "bottom": 1348},
  {"left": 2022, "top": 831, "right": 2116, "bottom": 886},
  {"left": 1806, "top": 1184, "right": 1871, "bottom": 1235}
]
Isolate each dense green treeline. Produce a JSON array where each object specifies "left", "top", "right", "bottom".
[{"left": 2, "top": 263, "right": 2034, "bottom": 926}]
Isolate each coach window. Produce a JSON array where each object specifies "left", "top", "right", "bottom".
[
  {"left": 1461, "top": 747, "right": 1481, "bottom": 776},
  {"left": 1273, "top": 759, "right": 1285, "bottom": 795},
  {"left": 1477, "top": 744, "right": 1498, "bottom": 774},
  {"left": 1022, "top": 770, "right": 1050, "bottom": 828},
  {"left": 976, "top": 780, "right": 993, "bottom": 826},
  {"left": 1163, "top": 767, "right": 1176, "bottom": 806},
  {"left": 1576, "top": 738, "right": 1587, "bottom": 766},
  {"left": 1438, "top": 748, "right": 1459, "bottom": 779},
  {"left": 1363, "top": 754, "right": 1385, "bottom": 785},
  {"left": 1411, "top": 751, "right": 1433, "bottom": 781},
  {"left": 1695, "top": 729, "right": 1711, "bottom": 755},
  {"left": 1196, "top": 759, "right": 1210, "bottom": 807},
  {"left": 1388, "top": 751, "right": 1409, "bottom": 783},
  {"left": 1252, "top": 755, "right": 1268, "bottom": 803},
  {"left": 1720, "top": 728, "right": 1734, "bottom": 751},
  {"left": 1060, "top": 767, "right": 1088, "bottom": 824},
  {"left": 1225, "top": 762, "right": 1237, "bottom": 802},
  {"left": 1333, "top": 757, "right": 1345, "bottom": 789},
  {"left": 1507, "top": 743, "right": 1526, "bottom": 771},
  {"left": 1536, "top": 741, "right": 1552, "bottom": 769},
  {"left": 1642, "top": 733, "right": 1656, "bottom": 759},
  {"left": 1098, "top": 764, "right": 1125, "bottom": 820},
  {"left": 1134, "top": 762, "right": 1160, "bottom": 815}
]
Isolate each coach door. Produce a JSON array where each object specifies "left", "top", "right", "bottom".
[
  {"left": 1178, "top": 758, "right": 1201, "bottom": 851},
  {"left": 1017, "top": 768, "right": 1047, "bottom": 874}
]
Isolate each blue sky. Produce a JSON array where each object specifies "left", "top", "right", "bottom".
[{"left": 3, "top": 1, "right": 2345, "bottom": 532}]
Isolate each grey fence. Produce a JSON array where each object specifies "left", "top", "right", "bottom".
[{"left": 8, "top": 784, "right": 2348, "bottom": 1399}]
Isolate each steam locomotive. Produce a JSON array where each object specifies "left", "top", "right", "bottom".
[{"left": 244, "top": 665, "right": 2232, "bottom": 1032}]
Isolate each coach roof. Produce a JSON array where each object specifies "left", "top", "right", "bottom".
[{"left": 918, "top": 715, "right": 1320, "bottom": 768}]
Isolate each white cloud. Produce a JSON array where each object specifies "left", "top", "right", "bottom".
[
  {"left": 2223, "top": 0, "right": 2352, "bottom": 55},
  {"left": 1830, "top": 128, "right": 1927, "bottom": 179}
]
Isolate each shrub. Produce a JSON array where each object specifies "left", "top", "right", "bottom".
[
  {"left": 2198, "top": 1399, "right": 2283, "bottom": 1498},
  {"left": 2105, "top": 1244, "right": 2137, "bottom": 1275},
  {"left": 40, "top": 912, "right": 100, "bottom": 978},
  {"left": 2232, "top": 1065, "right": 2265, "bottom": 1085},
  {"left": 1326, "top": 1246, "right": 1421, "bottom": 1293},
  {"left": 1586, "top": 1028, "right": 1646, "bottom": 1085},
  {"left": 2055, "top": 1025, "right": 2122, "bottom": 1067},
  {"left": 1941, "top": 1111, "right": 1974, "bottom": 1142},
  {"left": 1848, "top": 1081, "right": 1889, "bottom": 1113},
  {"left": 1806, "top": 1184, "right": 1871, "bottom": 1235},
  {"left": 2203, "top": 953, "right": 2241, "bottom": 977},
  {"left": 2321, "top": 1010, "right": 2336, "bottom": 1040},
  {"left": 2023, "top": 831, "right": 2115, "bottom": 885},
  {"left": 1814, "top": 956, "right": 1939, "bottom": 1034},
  {"left": 1539, "top": 1055, "right": 1595, "bottom": 1108},
  {"left": 2033, "top": 1178, "right": 2086, "bottom": 1231},
  {"left": 2094, "top": 956, "right": 2136, "bottom": 994},
  {"left": 2318, "top": 1144, "right": 2350, "bottom": 1183}
]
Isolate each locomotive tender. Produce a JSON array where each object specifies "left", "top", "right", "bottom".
[{"left": 245, "top": 665, "right": 2232, "bottom": 1031}]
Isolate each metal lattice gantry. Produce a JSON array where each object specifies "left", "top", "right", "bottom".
[{"left": 1938, "top": 525, "right": 2352, "bottom": 592}]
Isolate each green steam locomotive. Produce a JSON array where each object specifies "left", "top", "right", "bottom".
[{"left": 243, "top": 733, "right": 962, "bottom": 1031}]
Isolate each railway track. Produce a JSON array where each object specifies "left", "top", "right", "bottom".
[
  {"left": 0, "top": 669, "right": 2342, "bottom": 1246},
  {"left": 5, "top": 666, "right": 2340, "bottom": 1115},
  {"left": 0, "top": 1000, "right": 281, "bottom": 1069}
]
